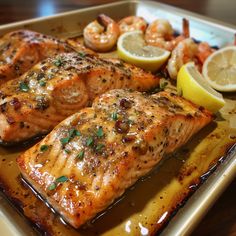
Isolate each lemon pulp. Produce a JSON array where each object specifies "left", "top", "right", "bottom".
[
  {"left": 117, "top": 31, "right": 170, "bottom": 72},
  {"left": 177, "top": 62, "right": 225, "bottom": 113},
  {"left": 202, "top": 46, "right": 236, "bottom": 92}
]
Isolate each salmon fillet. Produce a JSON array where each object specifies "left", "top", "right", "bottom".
[
  {"left": 0, "top": 52, "right": 159, "bottom": 144},
  {"left": 17, "top": 89, "right": 213, "bottom": 228},
  {"left": 0, "top": 30, "right": 71, "bottom": 85}
]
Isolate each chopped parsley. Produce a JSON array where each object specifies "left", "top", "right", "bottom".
[
  {"left": 95, "top": 143, "right": 105, "bottom": 152},
  {"left": 111, "top": 112, "right": 118, "bottom": 121},
  {"left": 64, "top": 149, "right": 71, "bottom": 154},
  {"left": 47, "top": 175, "right": 69, "bottom": 191},
  {"left": 86, "top": 137, "right": 94, "bottom": 147},
  {"left": 54, "top": 58, "right": 63, "bottom": 67},
  {"left": 55, "top": 176, "right": 68, "bottom": 183},
  {"left": 39, "top": 80, "right": 46, "bottom": 87},
  {"left": 19, "top": 82, "right": 29, "bottom": 92},
  {"left": 47, "top": 182, "right": 56, "bottom": 190},
  {"left": 60, "top": 137, "right": 70, "bottom": 146},
  {"left": 78, "top": 52, "right": 86, "bottom": 58},
  {"left": 77, "top": 150, "right": 85, "bottom": 160},
  {"left": 40, "top": 145, "right": 49, "bottom": 152},
  {"left": 60, "top": 128, "right": 81, "bottom": 146},
  {"left": 96, "top": 126, "right": 104, "bottom": 138}
]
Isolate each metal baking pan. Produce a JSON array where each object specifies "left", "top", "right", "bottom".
[{"left": 0, "top": 1, "right": 235, "bottom": 235}]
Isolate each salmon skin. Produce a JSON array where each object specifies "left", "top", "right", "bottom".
[
  {"left": 17, "top": 89, "right": 213, "bottom": 228},
  {"left": 0, "top": 52, "right": 159, "bottom": 144},
  {"left": 0, "top": 30, "right": 71, "bottom": 85}
]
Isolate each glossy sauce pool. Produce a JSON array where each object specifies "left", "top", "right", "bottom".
[{"left": 0, "top": 108, "right": 236, "bottom": 235}]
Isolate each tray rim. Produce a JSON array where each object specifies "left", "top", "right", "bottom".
[
  {"left": 0, "top": 0, "right": 235, "bottom": 32},
  {"left": 0, "top": 0, "right": 235, "bottom": 235}
]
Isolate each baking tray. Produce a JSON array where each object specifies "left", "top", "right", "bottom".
[{"left": 0, "top": 1, "right": 236, "bottom": 235}]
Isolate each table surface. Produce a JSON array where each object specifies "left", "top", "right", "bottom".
[{"left": 0, "top": 0, "right": 235, "bottom": 236}]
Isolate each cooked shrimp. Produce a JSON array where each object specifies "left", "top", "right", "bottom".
[
  {"left": 196, "top": 42, "right": 215, "bottom": 64},
  {"left": 167, "top": 38, "right": 198, "bottom": 79},
  {"left": 83, "top": 14, "right": 120, "bottom": 52},
  {"left": 118, "top": 16, "right": 147, "bottom": 34},
  {"left": 145, "top": 19, "right": 174, "bottom": 50},
  {"left": 145, "top": 18, "right": 189, "bottom": 51}
]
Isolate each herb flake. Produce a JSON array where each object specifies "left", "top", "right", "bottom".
[
  {"left": 55, "top": 175, "right": 68, "bottom": 183},
  {"left": 39, "top": 80, "right": 46, "bottom": 87},
  {"left": 40, "top": 145, "right": 49, "bottom": 152},
  {"left": 60, "top": 137, "right": 70, "bottom": 145},
  {"left": 96, "top": 126, "right": 104, "bottom": 138},
  {"left": 19, "top": 82, "right": 29, "bottom": 92},
  {"left": 54, "top": 58, "right": 63, "bottom": 67},
  {"left": 86, "top": 137, "right": 94, "bottom": 147},
  {"left": 47, "top": 182, "right": 56, "bottom": 191},
  {"left": 95, "top": 143, "right": 105, "bottom": 152},
  {"left": 111, "top": 112, "right": 118, "bottom": 121},
  {"left": 77, "top": 150, "right": 85, "bottom": 160}
]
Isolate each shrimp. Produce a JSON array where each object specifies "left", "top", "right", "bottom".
[
  {"left": 167, "top": 38, "right": 198, "bottom": 79},
  {"left": 196, "top": 42, "right": 215, "bottom": 64},
  {"left": 145, "top": 18, "right": 189, "bottom": 51},
  {"left": 118, "top": 16, "right": 148, "bottom": 34},
  {"left": 83, "top": 14, "right": 120, "bottom": 52}
]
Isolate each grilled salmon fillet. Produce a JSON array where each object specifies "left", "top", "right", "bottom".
[
  {"left": 0, "top": 52, "right": 159, "bottom": 144},
  {"left": 0, "top": 30, "right": 71, "bottom": 84},
  {"left": 17, "top": 89, "right": 213, "bottom": 228}
]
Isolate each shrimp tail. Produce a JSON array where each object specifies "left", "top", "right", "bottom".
[
  {"left": 97, "top": 14, "right": 111, "bottom": 28},
  {"left": 182, "top": 18, "right": 190, "bottom": 38}
]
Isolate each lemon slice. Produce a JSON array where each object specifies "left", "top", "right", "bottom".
[
  {"left": 177, "top": 62, "right": 225, "bottom": 112},
  {"left": 117, "top": 31, "right": 170, "bottom": 72},
  {"left": 202, "top": 46, "right": 236, "bottom": 92}
]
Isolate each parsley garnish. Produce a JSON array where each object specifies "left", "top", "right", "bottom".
[
  {"left": 60, "top": 137, "right": 70, "bottom": 145},
  {"left": 77, "top": 150, "right": 85, "bottom": 160},
  {"left": 111, "top": 112, "right": 118, "bottom": 121},
  {"left": 19, "top": 82, "right": 29, "bottom": 92},
  {"left": 86, "top": 137, "right": 94, "bottom": 146},
  {"left": 96, "top": 126, "right": 103, "bottom": 138},
  {"left": 95, "top": 143, "right": 105, "bottom": 152},
  {"left": 78, "top": 52, "right": 86, "bottom": 58},
  {"left": 54, "top": 58, "right": 63, "bottom": 67},
  {"left": 64, "top": 149, "right": 71, "bottom": 154},
  {"left": 47, "top": 176, "right": 69, "bottom": 191},
  {"left": 55, "top": 176, "right": 68, "bottom": 183},
  {"left": 60, "top": 128, "right": 81, "bottom": 146},
  {"left": 47, "top": 182, "right": 56, "bottom": 190},
  {"left": 39, "top": 80, "right": 46, "bottom": 87},
  {"left": 40, "top": 145, "right": 48, "bottom": 152}
]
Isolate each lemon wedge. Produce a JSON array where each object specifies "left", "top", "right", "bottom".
[
  {"left": 117, "top": 31, "right": 170, "bottom": 72},
  {"left": 202, "top": 46, "right": 236, "bottom": 92},
  {"left": 177, "top": 62, "right": 225, "bottom": 112}
]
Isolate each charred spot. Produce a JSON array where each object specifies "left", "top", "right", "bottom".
[
  {"left": 122, "top": 134, "right": 136, "bottom": 143},
  {"left": 37, "top": 73, "right": 45, "bottom": 80},
  {"left": 14, "top": 64, "right": 20, "bottom": 71},
  {"left": 186, "top": 113, "right": 193, "bottom": 119},
  {"left": 132, "top": 139, "right": 148, "bottom": 155},
  {"left": 20, "top": 122, "right": 25, "bottom": 128},
  {"left": 120, "top": 98, "right": 132, "bottom": 109},
  {"left": 115, "top": 120, "right": 129, "bottom": 134},
  {"left": 198, "top": 106, "right": 205, "bottom": 111},
  {"left": 9, "top": 97, "right": 21, "bottom": 110},
  {"left": 122, "top": 151, "right": 129, "bottom": 157},
  {"left": 35, "top": 96, "right": 50, "bottom": 111},
  {"left": 0, "top": 74, "right": 7, "bottom": 80}
]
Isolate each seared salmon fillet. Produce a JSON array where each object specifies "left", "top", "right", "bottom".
[
  {"left": 0, "top": 30, "right": 71, "bottom": 84},
  {"left": 17, "top": 89, "right": 213, "bottom": 228},
  {"left": 0, "top": 52, "right": 159, "bottom": 143}
]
